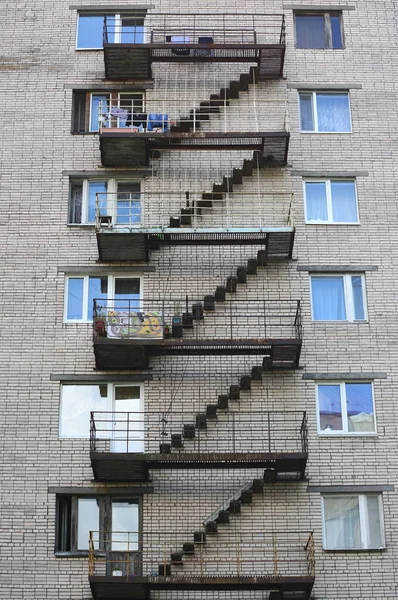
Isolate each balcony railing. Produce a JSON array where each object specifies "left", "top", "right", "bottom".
[
  {"left": 90, "top": 409, "right": 307, "bottom": 454},
  {"left": 95, "top": 191, "right": 294, "bottom": 232},
  {"left": 88, "top": 530, "right": 314, "bottom": 593},
  {"left": 93, "top": 298, "right": 302, "bottom": 342}
]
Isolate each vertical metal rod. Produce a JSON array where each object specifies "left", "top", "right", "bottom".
[
  {"left": 268, "top": 411, "right": 271, "bottom": 453},
  {"left": 232, "top": 411, "right": 235, "bottom": 453}
]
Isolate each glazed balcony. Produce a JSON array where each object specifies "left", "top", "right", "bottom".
[
  {"left": 90, "top": 410, "right": 308, "bottom": 482},
  {"left": 92, "top": 298, "right": 302, "bottom": 370},
  {"left": 103, "top": 13, "right": 285, "bottom": 80},
  {"left": 89, "top": 530, "right": 315, "bottom": 600},
  {"left": 98, "top": 100, "right": 289, "bottom": 168},
  {"left": 95, "top": 191, "right": 295, "bottom": 262}
]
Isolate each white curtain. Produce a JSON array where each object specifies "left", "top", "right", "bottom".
[
  {"left": 306, "top": 182, "right": 328, "bottom": 221},
  {"left": 317, "top": 94, "right": 351, "bottom": 132},
  {"left": 324, "top": 496, "right": 361, "bottom": 549},
  {"left": 312, "top": 277, "right": 346, "bottom": 320},
  {"left": 331, "top": 181, "right": 358, "bottom": 222}
]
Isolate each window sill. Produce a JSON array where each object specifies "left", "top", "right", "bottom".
[
  {"left": 67, "top": 223, "right": 96, "bottom": 228},
  {"left": 75, "top": 47, "right": 103, "bottom": 51},
  {"left": 305, "top": 221, "right": 360, "bottom": 226},
  {"left": 300, "top": 130, "right": 352, "bottom": 134},
  {"left": 323, "top": 547, "right": 386, "bottom": 553},
  {"left": 318, "top": 432, "right": 377, "bottom": 437},
  {"left": 55, "top": 550, "right": 106, "bottom": 558},
  {"left": 312, "top": 320, "right": 368, "bottom": 324}
]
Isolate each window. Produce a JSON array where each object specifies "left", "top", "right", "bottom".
[
  {"left": 56, "top": 495, "right": 139, "bottom": 555},
  {"left": 295, "top": 12, "right": 343, "bottom": 49},
  {"left": 299, "top": 92, "right": 351, "bottom": 132},
  {"left": 310, "top": 274, "right": 366, "bottom": 321},
  {"left": 59, "top": 383, "right": 144, "bottom": 450},
  {"left": 71, "top": 91, "right": 144, "bottom": 134},
  {"left": 322, "top": 494, "right": 385, "bottom": 550},
  {"left": 64, "top": 275, "right": 141, "bottom": 322},
  {"left": 68, "top": 178, "right": 141, "bottom": 225},
  {"left": 76, "top": 13, "right": 144, "bottom": 49},
  {"left": 317, "top": 382, "right": 375, "bottom": 434},
  {"left": 304, "top": 179, "right": 358, "bottom": 223}
]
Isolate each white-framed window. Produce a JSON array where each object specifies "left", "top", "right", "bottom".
[
  {"left": 295, "top": 12, "right": 343, "bottom": 49},
  {"left": 76, "top": 13, "right": 145, "bottom": 49},
  {"left": 299, "top": 91, "right": 352, "bottom": 132},
  {"left": 90, "top": 92, "right": 144, "bottom": 132},
  {"left": 310, "top": 274, "right": 367, "bottom": 322},
  {"left": 68, "top": 178, "right": 141, "bottom": 225},
  {"left": 322, "top": 494, "right": 385, "bottom": 550},
  {"left": 59, "top": 382, "right": 144, "bottom": 445},
  {"left": 316, "top": 381, "right": 376, "bottom": 434},
  {"left": 64, "top": 275, "right": 142, "bottom": 322},
  {"left": 304, "top": 179, "right": 359, "bottom": 224}
]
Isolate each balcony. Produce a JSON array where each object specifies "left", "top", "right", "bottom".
[
  {"left": 89, "top": 530, "right": 315, "bottom": 599},
  {"left": 93, "top": 298, "right": 302, "bottom": 370},
  {"left": 95, "top": 191, "right": 295, "bottom": 262},
  {"left": 98, "top": 100, "right": 289, "bottom": 168},
  {"left": 103, "top": 13, "right": 286, "bottom": 80},
  {"left": 90, "top": 410, "right": 308, "bottom": 482}
]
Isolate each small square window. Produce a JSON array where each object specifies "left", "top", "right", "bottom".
[
  {"left": 299, "top": 92, "right": 352, "bottom": 133},
  {"left": 295, "top": 12, "right": 343, "bottom": 49},
  {"left": 322, "top": 494, "right": 385, "bottom": 550},
  {"left": 304, "top": 179, "right": 359, "bottom": 223},
  {"left": 310, "top": 274, "right": 366, "bottom": 322},
  {"left": 317, "top": 382, "right": 375, "bottom": 434}
]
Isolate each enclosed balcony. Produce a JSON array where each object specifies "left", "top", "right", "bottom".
[
  {"left": 92, "top": 298, "right": 302, "bottom": 370},
  {"left": 89, "top": 530, "right": 315, "bottom": 599},
  {"left": 90, "top": 409, "right": 308, "bottom": 482},
  {"left": 98, "top": 100, "right": 289, "bottom": 168},
  {"left": 95, "top": 191, "right": 295, "bottom": 262},
  {"left": 103, "top": 13, "right": 286, "bottom": 80}
]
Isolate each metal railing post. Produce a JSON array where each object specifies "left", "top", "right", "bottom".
[{"left": 267, "top": 411, "right": 271, "bottom": 453}]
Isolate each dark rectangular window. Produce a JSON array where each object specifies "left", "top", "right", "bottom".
[
  {"left": 71, "top": 91, "right": 86, "bottom": 133},
  {"left": 295, "top": 12, "right": 343, "bottom": 49}
]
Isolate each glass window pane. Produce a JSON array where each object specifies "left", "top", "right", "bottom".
[
  {"left": 331, "top": 181, "right": 358, "bottom": 222},
  {"left": 331, "top": 16, "right": 343, "bottom": 49},
  {"left": 59, "top": 385, "right": 108, "bottom": 437},
  {"left": 90, "top": 95, "right": 110, "bottom": 132},
  {"left": 311, "top": 276, "right": 346, "bottom": 320},
  {"left": 67, "top": 278, "right": 84, "bottom": 320},
  {"left": 112, "top": 501, "right": 139, "bottom": 551},
  {"left": 305, "top": 182, "right": 328, "bottom": 221},
  {"left": 69, "top": 184, "right": 83, "bottom": 224},
  {"left": 296, "top": 15, "right": 325, "bottom": 48},
  {"left": 88, "top": 182, "right": 107, "bottom": 224},
  {"left": 318, "top": 385, "right": 342, "bottom": 431},
  {"left": 346, "top": 383, "right": 375, "bottom": 432},
  {"left": 367, "top": 496, "right": 383, "bottom": 548},
  {"left": 77, "top": 498, "right": 100, "bottom": 550},
  {"left": 88, "top": 276, "right": 108, "bottom": 320},
  {"left": 77, "top": 15, "right": 104, "bottom": 49},
  {"left": 299, "top": 94, "right": 314, "bottom": 131},
  {"left": 114, "top": 278, "right": 141, "bottom": 311},
  {"left": 324, "top": 496, "right": 361, "bottom": 549},
  {"left": 117, "top": 183, "right": 141, "bottom": 225},
  {"left": 121, "top": 18, "right": 144, "bottom": 43},
  {"left": 351, "top": 276, "right": 365, "bottom": 320},
  {"left": 317, "top": 93, "right": 351, "bottom": 132}
]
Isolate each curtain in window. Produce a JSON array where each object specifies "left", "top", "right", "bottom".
[
  {"left": 312, "top": 276, "right": 346, "bottom": 320},
  {"left": 324, "top": 496, "right": 361, "bottom": 549},
  {"left": 299, "top": 94, "right": 314, "bottom": 130},
  {"left": 367, "top": 496, "right": 382, "bottom": 548},
  {"left": 331, "top": 181, "right": 358, "bottom": 222},
  {"left": 70, "top": 184, "right": 83, "bottom": 224},
  {"left": 305, "top": 182, "right": 328, "bottom": 221},
  {"left": 317, "top": 94, "right": 351, "bottom": 132},
  {"left": 296, "top": 15, "right": 325, "bottom": 48}
]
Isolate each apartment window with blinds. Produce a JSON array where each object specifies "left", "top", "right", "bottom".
[{"left": 295, "top": 12, "right": 343, "bottom": 49}]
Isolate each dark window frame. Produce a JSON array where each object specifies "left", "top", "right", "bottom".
[{"left": 294, "top": 11, "right": 344, "bottom": 49}]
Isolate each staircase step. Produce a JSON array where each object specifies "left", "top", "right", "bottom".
[
  {"left": 169, "top": 216, "right": 181, "bottom": 228},
  {"left": 197, "top": 199, "right": 213, "bottom": 208},
  {"left": 214, "top": 286, "right": 226, "bottom": 301},
  {"left": 262, "top": 356, "right": 272, "bottom": 371},
  {"left": 171, "top": 434, "right": 183, "bottom": 448},
  {"left": 253, "top": 150, "right": 265, "bottom": 169},
  {"left": 239, "top": 72, "right": 251, "bottom": 91},
  {"left": 240, "top": 375, "right": 251, "bottom": 391},
  {"left": 217, "top": 395, "right": 229, "bottom": 409},
  {"left": 206, "top": 405, "right": 218, "bottom": 419},
  {"left": 250, "top": 65, "right": 259, "bottom": 83},
  {"left": 199, "top": 101, "right": 219, "bottom": 114},
  {"left": 193, "top": 108, "right": 211, "bottom": 120},
  {"left": 252, "top": 478, "right": 265, "bottom": 493},
  {"left": 257, "top": 249, "right": 267, "bottom": 266},
  {"left": 264, "top": 468, "right": 278, "bottom": 483},
  {"left": 213, "top": 176, "right": 233, "bottom": 193},
  {"left": 219, "top": 88, "right": 231, "bottom": 101},
  {"left": 228, "top": 81, "right": 241, "bottom": 98},
  {"left": 203, "top": 295, "right": 215, "bottom": 311},
  {"left": 192, "top": 303, "right": 204, "bottom": 320},
  {"left": 202, "top": 192, "right": 223, "bottom": 201},
  {"left": 236, "top": 266, "right": 247, "bottom": 284},
  {"left": 247, "top": 258, "right": 258, "bottom": 275},
  {"left": 183, "top": 424, "right": 196, "bottom": 439},
  {"left": 216, "top": 510, "right": 230, "bottom": 524},
  {"left": 226, "top": 276, "right": 237, "bottom": 293},
  {"left": 179, "top": 119, "right": 193, "bottom": 132},
  {"left": 194, "top": 531, "right": 206, "bottom": 544},
  {"left": 158, "top": 563, "right": 171, "bottom": 577},
  {"left": 180, "top": 208, "right": 192, "bottom": 226},
  {"left": 242, "top": 158, "right": 254, "bottom": 177},
  {"left": 240, "top": 489, "right": 253, "bottom": 504},
  {"left": 170, "top": 125, "right": 182, "bottom": 133},
  {"left": 159, "top": 443, "right": 171, "bottom": 454},
  {"left": 182, "top": 312, "right": 194, "bottom": 329},
  {"left": 195, "top": 413, "right": 207, "bottom": 429},
  {"left": 251, "top": 366, "right": 263, "bottom": 381},
  {"left": 228, "top": 499, "right": 242, "bottom": 513},
  {"left": 209, "top": 94, "right": 225, "bottom": 107},
  {"left": 205, "top": 521, "right": 218, "bottom": 533},
  {"left": 229, "top": 385, "right": 240, "bottom": 401},
  {"left": 183, "top": 542, "right": 195, "bottom": 555},
  {"left": 232, "top": 168, "right": 243, "bottom": 185},
  {"left": 171, "top": 552, "right": 184, "bottom": 564}
]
